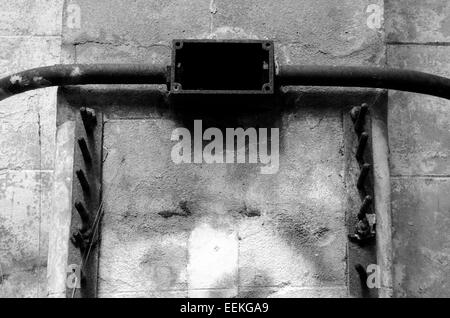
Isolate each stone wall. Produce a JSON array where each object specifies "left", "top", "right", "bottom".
[
  {"left": 1, "top": 0, "right": 449, "bottom": 298},
  {"left": 0, "top": 0, "right": 63, "bottom": 297},
  {"left": 386, "top": 0, "right": 450, "bottom": 297}
]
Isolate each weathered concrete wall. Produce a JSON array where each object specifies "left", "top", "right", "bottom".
[
  {"left": 63, "top": 0, "right": 384, "bottom": 66},
  {"left": 10, "top": 0, "right": 448, "bottom": 298},
  {"left": 386, "top": 0, "right": 450, "bottom": 297},
  {"left": 0, "top": 0, "right": 444, "bottom": 299},
  {"left": 0, "top": 0, "right": 63, "bottom": 297},
  {"left": 56, "top": 0, "right": 385, "bottom": 298},
  {"left": 99, "top": 106, "right": 348, "bottom": 298}
]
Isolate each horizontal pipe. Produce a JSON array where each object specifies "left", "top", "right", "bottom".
[
  {"left": 277, "top": 65, "right": 450, "bottom": 100},
  {"left": 0, "top": 64, "right": 167, "bottom": 101},
  {"left": 1, "top": 63, "right": 450, "bottom": 101}
]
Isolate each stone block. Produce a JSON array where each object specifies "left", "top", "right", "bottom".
[
  {"left": 387, "top": 45, "right": 450, "bottom": 176},
  {"left": 214, "top": 0, "right": 384, "bottom": 65},
  {"left": 62, "top": 0, "right": 211, "bottom": 46},
  {"left": 0, "top": 170, "right": 52, "bottom": 297},
  {"left": 0, "top": 170, "right": 52, "bottom": 270},
  {"left": 0, "top": 0, "right": 63, "bottom": 36},
  {"left": 239, "top": 286, "right": 347, "bottom": 298},
  {"left": 391, "top": 177, "right": 450, "bottom": 297},
  {"left": 0, "top": 37, "right": 61, "bottom": 170},
  {"left": 0, "top": 266, "right": 47, "bottom": 298},
  {"left": 386, "top": 0, "right": 450, "bottom": 43},
  {"left": 98, "top": 99, "right": 347, "bottom": 295}
]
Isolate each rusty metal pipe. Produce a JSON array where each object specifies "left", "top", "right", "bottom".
[
  {"left": 0, "top": 64, "right": 167, "bottom": 101},
  {"left": 1, "top": 63, "right": 450, "bottom": 101},
  {"left": 277, "top": 65, "right": 450, "bottom": 100}
]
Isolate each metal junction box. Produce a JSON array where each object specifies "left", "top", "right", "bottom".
[{"left": 170, "top": 39, "right": 274, "bottom": 95}]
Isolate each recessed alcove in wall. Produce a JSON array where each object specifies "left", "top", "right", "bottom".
[{"left": 53, "top": 87, "right": 387, "bottom": 298}]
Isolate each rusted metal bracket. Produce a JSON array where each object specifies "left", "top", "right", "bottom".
[
  {"left": 66, "top": 107, "right": 103, "bottom": 298},
  {"left": 348, "top": 103, "right": 376, "bottom": 245}
]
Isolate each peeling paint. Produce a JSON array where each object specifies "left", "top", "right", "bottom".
[
  {"left": 70, "top": 66, "right": 82, "bottom": 77},
  {"left": 9, "top": 75, "right": 23, "bottom": 84}
]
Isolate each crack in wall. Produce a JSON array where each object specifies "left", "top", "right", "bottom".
[
  {"left": 73, "top": 39, "right": 172, "bottom": 50},
  {"left": 209, "top": 0, "right": 217, "bottom": 35}
]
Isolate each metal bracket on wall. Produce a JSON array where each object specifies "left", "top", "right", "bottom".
[
  {"left": 348, "top": 103, "right": 376, "bottom": 245},
  {"left": 66, "top": 107, "right": 104, "bottom": 298}
]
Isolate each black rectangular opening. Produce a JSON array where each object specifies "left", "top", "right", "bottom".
[{"left": 170, "top": 40, "right": 274, "bottom": 94}]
